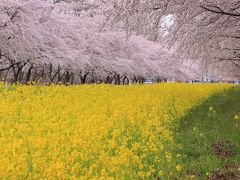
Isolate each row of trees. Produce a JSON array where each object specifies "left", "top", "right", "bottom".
[
  {"left": 0, "top": 58, "right": 147, "bottom": 85},
  {"left": 0, "top": 0, "right": 177, "bottom": 84},
  {"left": 1, "top": 0, "right": 238, "bottom": 84}
]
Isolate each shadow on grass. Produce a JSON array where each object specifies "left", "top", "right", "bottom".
[{"left": 174, "top": 86, "right": 240, "bottom": 179}]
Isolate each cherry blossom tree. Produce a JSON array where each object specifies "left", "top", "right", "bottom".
[
  {"left": 1, "top": 0, "right": 189, "bottom": 84},
  {"left": 1, "top": 0, "right": 236, "bottom": 84}
]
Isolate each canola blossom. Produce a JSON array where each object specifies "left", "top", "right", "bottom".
[{"left": 0, "top": 83, "right": 234, "bottom": 179}]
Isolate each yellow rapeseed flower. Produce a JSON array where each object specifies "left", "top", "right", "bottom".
[
  {"left": 234, "top": 114, "right": 239, "bottom": 120},
  {"left": 176, "top": 164, "right": 182, "bottom": 172}
]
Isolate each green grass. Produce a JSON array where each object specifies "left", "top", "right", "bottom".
[{"left": 174, "top": 86, "right": 240, "bottom": 179}]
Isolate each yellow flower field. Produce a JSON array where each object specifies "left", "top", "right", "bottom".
[{"left": 0, "top": 83, "right": 234, "bottom": 179}]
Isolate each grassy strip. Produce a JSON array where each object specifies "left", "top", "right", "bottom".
[{"left": 174, "top": 86, "right": 240, "bottom": 179}]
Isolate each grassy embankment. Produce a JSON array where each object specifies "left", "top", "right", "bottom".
[{"left": 174, "top": 86, "right": 240, "bottom": 179}]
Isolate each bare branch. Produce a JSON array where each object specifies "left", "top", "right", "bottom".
[{"left": 201, "top": 5, "right": 240, "bottom": 17}]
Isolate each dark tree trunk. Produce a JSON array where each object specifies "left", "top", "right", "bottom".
[{"left": 25, "top": 64, "right": 33, "bottom": 84}]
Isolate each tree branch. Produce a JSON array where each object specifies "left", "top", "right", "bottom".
[
  {"left": 220, "top": 35, "right": 240, "bottom": 39},
  {"left": 201, "top": 5, "right": 240, "bottom": 17}
]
